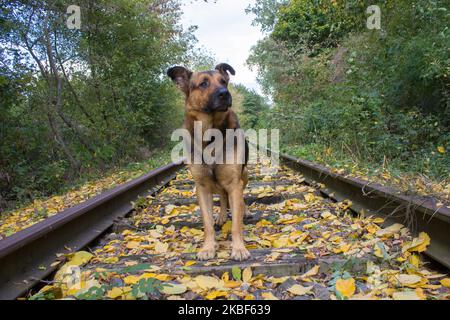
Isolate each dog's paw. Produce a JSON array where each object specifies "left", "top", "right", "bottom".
[
  {"left": 231, "top": 245, "right": 251, "bottom": 261},
  {"left": 197, "top": 246, "right": 216, "bottom": 261}
]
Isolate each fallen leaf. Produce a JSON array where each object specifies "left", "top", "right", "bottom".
[
  {"left": 126, "top": 241, "right": 140, "bottom": 249},
  {"left": 288, "top": 284, "right": 313, "bottom": 296},
  {"left": 242, "top": 267, "right": 252, "bottom": 283},
  {"left": 402, "top": 232, "right": 431, "bottom": 253},
  {"left": 376, "top": 223, "right": 404, "bottom": 237},
  {"left": 231, "top": 266, "right": 241, "bottom": 281},
  {"left": 221, "top": 221, "right": 232, "bottom": 236},
  {"left": 184, "top": 260, "right": 196, "bottom": 267},
  {"left": 107, "top": 287, "right": 125, "bottom": 299},
  {"left": 397, "top": 274, "right": 422, "bottom": 286},
  {"left": 261, "top": 292, "right": 279, "bottom": 300},
  {"left": 392, "top": 290, "right": 424, "bottom": 300},
  {"left": 440, "top": 278, "right": 450, "bottom": 288},
  {"left": 160, "top": 283, "right": 187, "bottom": 295},
  {"left": 301, "top": 265, "right": 320, "bottom": 278},
  {"left": 154, "top": 241, "right": 169, "bottom": 254},
  {"left": 65, "top": 251, "right": 94, "bottom": 266},
  {"left": 335, "top": 278, "right": 356, "bottom": 298},
  {"left": 205, "top": 291, "right": 228, "bottom": 300},
  {"left": 195, "top": 275, "right": 219, "bottom": 290}
]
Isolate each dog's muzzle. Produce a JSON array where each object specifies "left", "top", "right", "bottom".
[{"left": 207, "top": 88, "right": 232, "bottom": 112}]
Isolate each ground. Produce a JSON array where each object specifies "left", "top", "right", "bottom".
[{"left": 28, "top": 164, "right": 450, "bottom": 300}]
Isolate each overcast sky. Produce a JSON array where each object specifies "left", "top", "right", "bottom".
[{"left": 180, "top": 0, "right": 263, "bottom": 93}]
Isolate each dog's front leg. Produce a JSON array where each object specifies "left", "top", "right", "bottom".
[
  {"left": 228, "top": 183, "right": 251, "bottom": 261},
  {"left": 196, "top": 184, "right": 216, "bottom": 260}
]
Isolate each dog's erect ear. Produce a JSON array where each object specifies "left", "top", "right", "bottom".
[
  {"left": 215, "top": 63, "right": 236, "bottom": 81},
  {"left": 167, "top": 66, "right": 192, "bottom": 94}
]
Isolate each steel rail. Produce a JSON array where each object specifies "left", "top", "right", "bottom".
[
  {"left": 0, "top": 160, "right": 184, "bottom": 300},
  {"left": 271, "top": 150, "right": 450, "bottom": 269}
]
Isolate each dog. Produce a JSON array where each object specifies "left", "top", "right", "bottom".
[{"left": 167, "top": 63, "right": 250, "bottom": 261}]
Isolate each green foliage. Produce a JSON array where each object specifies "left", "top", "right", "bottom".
[
  {"left": 0, "top": 0, "right": 204, "bottom": 210},
  {"left": 273, "top": 0, "right": 370, "bottom": 54},
  {"left": 247, "top": 0, "right": 450, "bottom": 180},
  {"left": 234, "top": 84, "right": 270, "bottom": 129}
]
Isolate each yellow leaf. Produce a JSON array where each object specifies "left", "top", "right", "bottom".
[
  {"left": 321, "top": 211, "right": 333, "bottom": 219},
  {"left": 397, "top": 274, "right": 422, "bottom": 286},
  {"left": 288, "top": 284, "right": 313, "bottom": 296},
  {"left": 373, "top": 243, "right": 385, "bottom": 258},
  {"left": 409, "top": 254, "right": 420, "bottom": 268},
  {"left": 372, "top": 217, "right": 385, "bottom": 224},
  {"left": 184, "top": 260, "right": 196, "bottom": 267},
  {"left": 392, "top": 290, "right": 424, "bottom": 300},
  {"left": 195, "top": 275, "right": 219, "bottom": 290},
  {"left": 440, "top": 278, "right": 450, "bottom": 287},
  {"left": 205, "top": 291, "right": 228, "bottom": 300},
  {"left": 160, "top": 283, "right": 187, "bottom": 295},
  {"left": 301, "top": 265, "right": 320, "bottom": 278},
  {"left": 272, "top": 237, "right": 289, "bottom": 248},
  {"left": 221, "top": 221, "right": 232, "bottom": 236},
  {"left": 242, "top": 267, "right": 252, "bottom": 283},
  {"left": 66, "top": 277, "right": 100, "bottom": 297},
  {"left": 102, "top": 256, "right": 119, "bottom": 264},
  {"left": 335, "top": 278, "right": 356, "bottom": 298},
  {"left": 123, "top": 275, "right": 141, "bottom": 285},
  {"left": 224, "top": 280, "right": 241, "bottom": 288},
  {"left": 190, "top": 228, "right": 203, "bottom": 236},
  {"left": 126, "top": 241, "right": 140, "bottom": 249},
  {"left": 147, "top": 273, "right": 171, "bottom": 281},
  {"left": 403, "top": 232, "right": 431, "bottom": 253},
  {"left": 261, "top": 292, "right": 279, "bottom": 300},
  {"left": 366, "top": 224, "right": 379, "bottom": 234},
  {"left": 304, "top": 193, "right": 315, "bottom": 203},
  {"left": 437, "top": 146, "right": 445, "bottom": 154},
  {"left": 65, "top": 251, "right": 94, "bottom": 267},
  {"left": 107, "top": 287, "right": 126, "bottom": 299},
  {"left": 154, "top": 241, "right": 169, "bottom": 254},
  {"left": 267, "top": 276, "right": 289, "bottom": 284},
  {"left": 376, "top": 223, "right": 404, "bottom": 237}
]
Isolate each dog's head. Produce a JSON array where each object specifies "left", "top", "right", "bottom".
[{"left": 167, "top": 63, "right": 235, "bottom": 113}]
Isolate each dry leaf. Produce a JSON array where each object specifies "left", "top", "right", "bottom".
[
  {"left": 288, "top": 284, "right": 313, "bottom": 296},
  {"left": 261, "top": 292, "right": 279, "bottom": 300},
  {"left": 440, "top": 278, "right": 450, "bottom": 288},
  {"left": 392, "top": 290, "right": 424, "bottom": 300},
  {"left": 242, "top": 267, "right": 252, "bottom": 283},
  {"left": 195, "top": 275, "right": 219, "bottom": 290},
  {"left": 335, "top": 278, "right": 356, "bottom": 298},
  {"left": 160, "top": 283, "right": 187, "bottom": 295},
  {"left": 301, "top": 265, "right": 320, "bottom": 278},
  {"left": 397, "top": 274, "right": 422, "bottom": 286}
]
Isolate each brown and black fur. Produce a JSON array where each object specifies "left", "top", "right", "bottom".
[{"left": 168, "top": 63, "right": 250, "bottom": 261}]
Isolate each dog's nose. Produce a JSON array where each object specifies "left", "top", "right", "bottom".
[{"left": 217, "top": 88, "right": 230, "bottom": 99}]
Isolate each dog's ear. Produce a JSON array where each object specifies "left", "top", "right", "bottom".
[
  {"left": 167, "top": 66, "right": 192, "bottom": 94},
  {"left": 215, "top": 63, "right": 236, "bottom": 81}
]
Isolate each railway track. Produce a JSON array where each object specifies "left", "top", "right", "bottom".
[{"left": 0, "top": 153, "right": 449, "bottom": 300}]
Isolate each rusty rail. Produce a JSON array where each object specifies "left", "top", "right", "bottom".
[
  {"left": 274, "top": 151, "right": 450, "bottom": 268},
  {"left": 0, "top": 160, "right": 184, "bottom": 300}
]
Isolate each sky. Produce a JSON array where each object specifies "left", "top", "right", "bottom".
[{"left": 180, "top": 0, "right": 264, "bottom": 94}]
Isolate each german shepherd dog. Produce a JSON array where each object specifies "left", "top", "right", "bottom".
[{"left": 167, "top": 63, "right": 250, "bottom": 261}]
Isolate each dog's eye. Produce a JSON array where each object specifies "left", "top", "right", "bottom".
[
  {"left": 220, "top": 79, "right": 227, "bottom": 86},
  {"left": 199, "top": 81, "right": 209, "bottom": 89}
]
